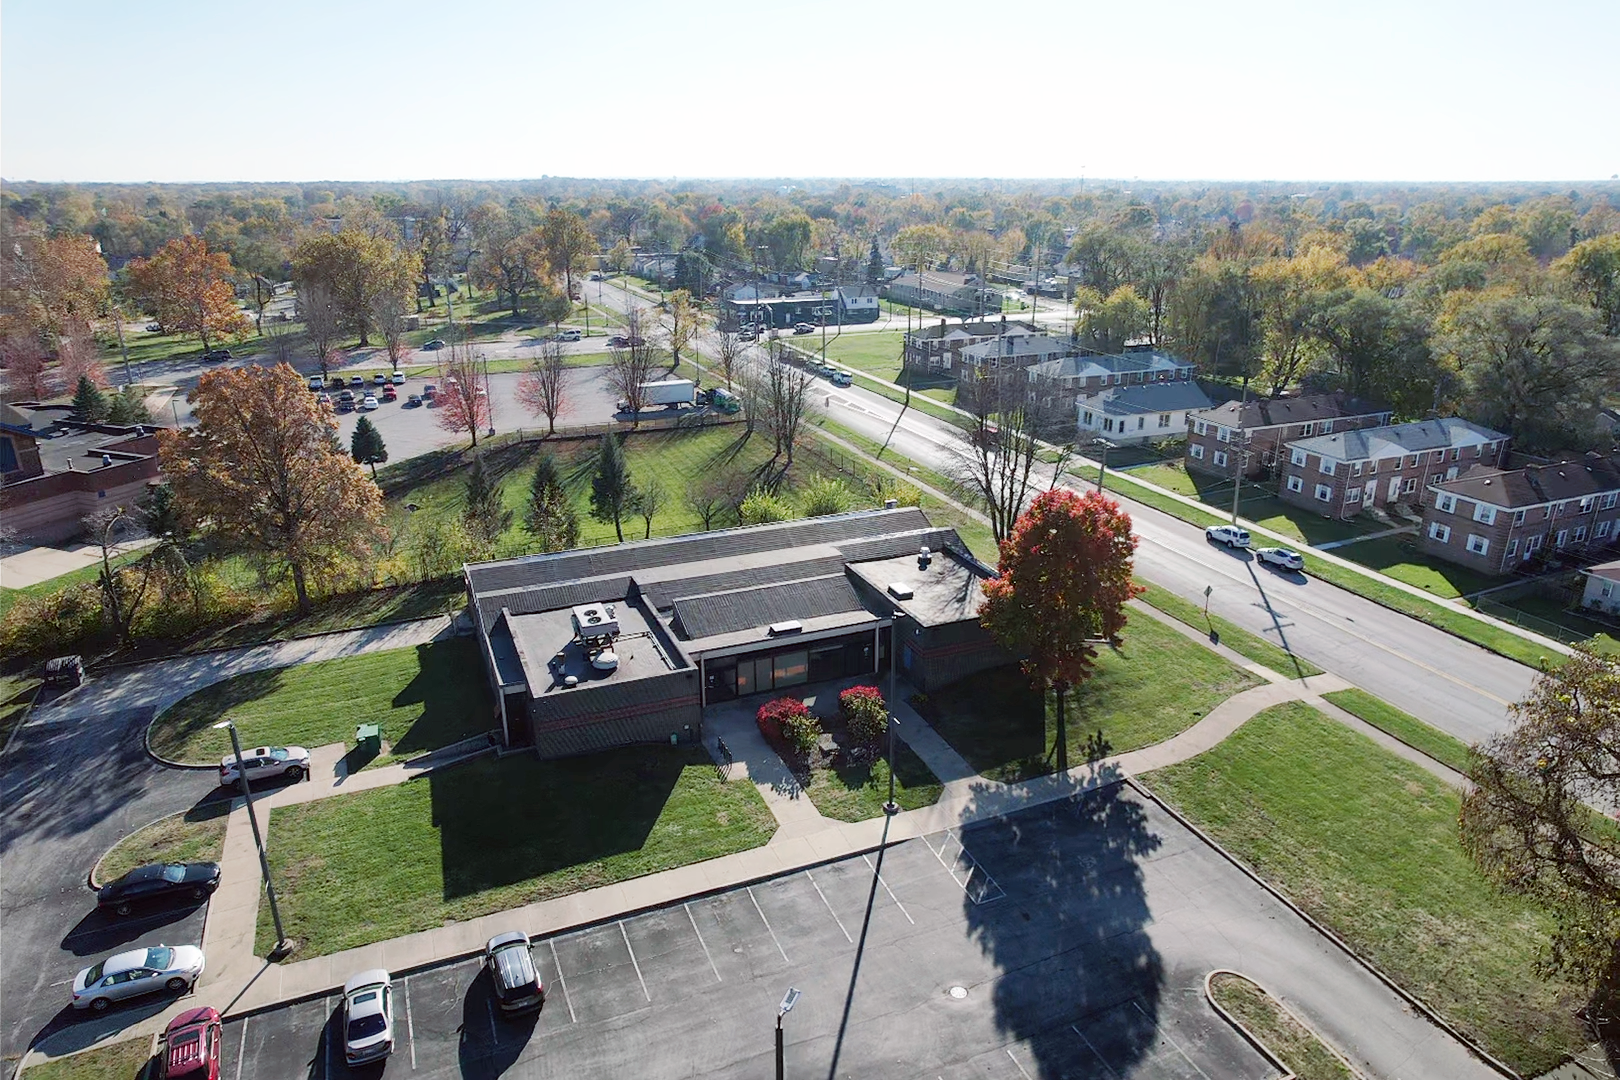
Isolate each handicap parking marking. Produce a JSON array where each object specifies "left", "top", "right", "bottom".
[{"left": 922, "top": 828, "right": 1006, "bottom": 905}]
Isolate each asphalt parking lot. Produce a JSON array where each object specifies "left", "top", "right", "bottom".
[{"left": 213, "top": 791, "right": 1274, "bottom": 1080}]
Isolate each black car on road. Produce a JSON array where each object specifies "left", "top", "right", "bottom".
[{"left": 97, "top": 863, "right": 222, "bottom": 916}]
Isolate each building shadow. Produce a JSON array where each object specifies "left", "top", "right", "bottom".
[
  {"left": 456, "top": 966, "right": 538, "bottom": 1079},
  {"left": 431, "top": 746, "right": 687, "bottom": 900},
  {"left": 960, "top": 780, "right": 1164, "bottom": 1078},
  {"left": 385, "top": 640, "right": 494, "bottom": 759}
]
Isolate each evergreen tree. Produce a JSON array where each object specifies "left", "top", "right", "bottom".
[
  {"left": 72, "top": 375, "right": 108, "bottom": 422},
  {"left": 524, "top": 452, "right": 579, "bottom": 553},
  {"left": 588, "top": 433, "right": 632, "bottom": 542},
  {"left": 462, "top": 453, "right": 513, "bottom": 553},
  {"left": 105, "top": 385, "right": 153, "bottom": 425},
  {"left": 350, "top": 416, "right": 388, "bottom": 478},
  {"left": 865, "top": 238, "right": 885, "bottom": 285}
]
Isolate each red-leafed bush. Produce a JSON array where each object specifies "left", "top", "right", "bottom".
[
  {"left": 756, "top": 696, "right": 811, "bottom": 742},
  {"left": 839, "top": 685, "right": 887, "bottom": 748}
]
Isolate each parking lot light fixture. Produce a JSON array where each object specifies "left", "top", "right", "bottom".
[
  {"left": 884, "top": 611, "right": 903, "bottom": 816},
  {"left": 214, "top": 719, "right": 288, "bottom": 957},
  {"left": 776, "top": 987, "right": 801, "bottom": 1080}
]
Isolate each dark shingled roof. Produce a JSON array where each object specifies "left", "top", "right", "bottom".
[
  {"left": 1192, "top": 393, "right": 1388, "bottom": 430},
  {"left": 673, "top": 575, "right": 865, "bottom": 639},
  {"left": 1435, "top": 454, "right": 1620, "bottom": 508}
]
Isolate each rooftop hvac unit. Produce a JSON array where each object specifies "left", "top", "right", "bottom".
[
  {"left": 570, "top": 603, "right": 620, "bottom": 641},
  {"left": 887, "top": 582, "right": 914, "bottom": 600}
]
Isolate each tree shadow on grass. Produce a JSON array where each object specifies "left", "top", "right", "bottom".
[
  {"left": 917, "top": 666, "right": 1048, "bottom": 783},
  {"left": 150, "top": 668, "right": 288, "bottom": 760},
  {"left": 430, "top": 746, "right": 687, "bottom": 901},
  {"left": 961, "top": 781, "right": 1164, "bottom": 1079},
  {"left": 386, "top": 640, "right": 494, "bottom": 760}
]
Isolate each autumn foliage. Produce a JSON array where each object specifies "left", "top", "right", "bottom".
[
  {"left": 434, "top": 338, "right": 491, "bottom": 446},
  {"left": 125, "top": 236, "right": 250, "bottom": 351}
]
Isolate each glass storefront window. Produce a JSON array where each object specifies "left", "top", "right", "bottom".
[{"left": 773, "top": 651, "right": 809, "bottom": 687}]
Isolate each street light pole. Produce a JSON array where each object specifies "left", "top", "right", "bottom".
[
  {"left": 1229, "top": 374, "right": 1251, "bottom": 525},
  {"left": 215, "top": 719, "right": 288, "bottom": 957},
  {"left": 884, "top": 611, "right": 903, "bottom": 816},
  {"left": 776, "top": 987, "right": 801, "bottom": 1080},
  {"left": 1092, "top": 438, "right": 1114, "bottom": 494}
]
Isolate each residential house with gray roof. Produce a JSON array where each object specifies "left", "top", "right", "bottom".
[
  {"left": 1185, "top": 393, "right": 1391, "bottom": 479},
  {"left": 1276, "top": 417, "right": 1509, "bottom": 520},
  {"left": 1078, "top": 382, "right": 1215, "bottom": 447}
]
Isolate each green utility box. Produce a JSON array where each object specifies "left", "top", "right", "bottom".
[{"left": 356, "top": 724, "right": 381, "bottom": 755}]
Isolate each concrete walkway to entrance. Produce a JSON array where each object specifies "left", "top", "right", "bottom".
[{"left": 701, "top": 701, "right": 827, "bottom": 841}]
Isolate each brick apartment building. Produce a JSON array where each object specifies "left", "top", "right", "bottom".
[
  {"left": 902, "top": 317, "right": 1040, "bottom": 373},
  {"left": 1276, "top": 417, "right": 1509, "bottom": 520},
  {"left": 1185, "top": 393, "right": 1391, "bottom": 479},
  {"left": 1024, "top": 350, "right": 1195, "bottom": 408},
  {"left": 1418, "top": 454, "right": 1620, "bottom": 576}
]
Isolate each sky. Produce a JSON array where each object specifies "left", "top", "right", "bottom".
[{"left": 3, "top": 0, "right": 1617, "bottom": 184}]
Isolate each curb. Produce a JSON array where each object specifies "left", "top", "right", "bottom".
[
  {"left": 1204, "top": 968, "right": 1367, "bottom": 1079},
  {"left": 1126, "top": 776, "right": 1522, "bottom": 1079},
  {"left": 85, "top": 802, "right": 232, "bottom": 890}
]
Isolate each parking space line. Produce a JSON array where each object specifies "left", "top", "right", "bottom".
[
  {"left": 1133, "top": 1000, "right": 1212, "bottom": 1080},
  {"left": 487, "top": 998, "right": 498, "bottom": 1045},
  {"left": 685, "top": 902, "right": 722, "bottom": 982},
  {"left": 923, "top": 829, "right": 1006, "bottom": 905},
  {"left": 548, "top": 939, "right": 577, "bottom": 1023},
  {"left": 404, "top": 979, "right": 416, "bottom": 1069},
  {"left": 862, "top": 853, "right": 914, "bottom": 924},
  {"left": 1070, "top": 1024, "right": 1119, "bottom": 1079},
  {"left": 234, "top": 1018, "right": 248, "bottom": 1080},
  {"left": 1005, "top": 1048, "right": 1033, "bottom": 1079},
  {"left": 748, "top": 886, "right": 790, "bottom": 963},
  {"left": 620, "top": 921, "right": 650, "bottom": 1002},
  {"left": 805, "top": 870, "right": 852, "bottom": 943},
  {"left": 324, "top": 996, "right": 335, "bottom": 1079}
]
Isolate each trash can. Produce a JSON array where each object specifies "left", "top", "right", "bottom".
[{"left": 356, "top": 724, "right": 381, "bottom": 755}]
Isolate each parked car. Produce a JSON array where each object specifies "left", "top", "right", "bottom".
[
  {"left": 1204, "top": 524, "right": 1252, "bottom": 549},
  {"left": 391, "top": 370, "right": 407, "bottom": 384},
  {"left": 348, "top": 375, "right": 365, "bottom": 387},
  {"left": 736, "top": 327, "right": 757, "bottom": 342},
  {"left": 145, "top": 323, "right": 163, "bottom": 333},
  {"left": 336, "top": 397, "right": 355, "bottom": 413},
  {"left": 1255, "top": 546, "right": 1305, "bottom": 572},
  {"left": 326, "top": 374, "right": 345, "bottom": 389},
  {"left": 161, "top": 1007, "right": 223, "bottom": 1079},
  {"left": 422, "top": 384, "right": 437, "bottom": 400},
  {"left": 218, "top": 745, "right": 311, "bottom": 788},
  {"left": 554, "top": 328, "right": 581, "bottom": 342},
  {"left": 360, "top": 395, "right": 379, "bottom": 411},
  {"left": 485, "top": 932, "right": 545, "bottom": 1015},
  {"left": 381, "top": 386, "right": 398, "bottom": 402},
  {"left": 202, "top": 349, "right": 232, "bottom": 362},
  {"left": 343, "top": 969, "right": 395, "bottom": 1066},
  {"left": 422, "top": 339, "right": 446, "bottom": 350},
  {"left": 829, "top": 371, "right": 852, "bottom": 387},
  {"left": 373, "top": 373, "right": 388, "bottom": 386},
  {"left": 792, "top": 322, "right": 815, "bottom": 334},
  {"left": 98, "top": 862, "right": 221, "bottom": 916},
  {"left": 307, "top": 376, "right": 324, "bottom": 392},
  {"left": 72, "top": 945, "right": 205, "bottom": 1011},
  {"left": 589, "top": 272, "right": 603, "bottom": 281},
  {"left": 608, "top": 335, "right": 628, "bottom": 347},
  {"left": 43, "top": 654, "right": 83, "bottom": 688},
  {"left": 406, "top": 394, "right": 423, "bottom": 407}
]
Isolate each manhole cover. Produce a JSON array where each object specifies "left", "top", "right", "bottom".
[{"left": 948, "top": 986, "right": 968, "bottom": 1000}]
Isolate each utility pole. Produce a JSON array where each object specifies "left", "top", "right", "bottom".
[
  {"left": 1229, "top": 373, "right": 1251, "bottom": 525},
  {"left": 113, "top": 312, "right": 132, "bottom": 386}
]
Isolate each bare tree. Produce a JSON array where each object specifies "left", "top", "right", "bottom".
[
  {"left": 714, "top": 326, "right": 743, "bottom": 388},
  {"left": 606, "top": 309, "right": 658, "bottom": 428},
  {"left": 629, "top": 476, "right": 666, "bottom": 539},
  {"left": 949, "top": 370, "right": 1058, "bottom": 544},
  {"left": 84, "top": 504, "right": 159, "bottom": 648},
  {"left": 300, "top": 280, "right": 343, "bottom": 377},
  {"left": 515, "top": 339, "right": 570, "bottom": 435},
  {"left": 435, "top": 335, "right": 491, "bottom": 447},
  {"left": 370, "top": 287, "right": 411, "bottom": 369},
  {"left": 264, "top": 321, "right": 302, "bottom": 370},
  {"left": 762, "top": 357, "right": 815, "bottom": 463},
  {"left": 686, "top": 468, "right": 741, "bottom": 530}
]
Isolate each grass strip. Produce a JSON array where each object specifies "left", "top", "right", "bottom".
[
  {"left": 1135, "top": 584, "right": 1323, "bottom": 678},
  {"left": 20, "top": 1038, "right": 152, "bottom": 1080},
  {"left": 1208, "top": 972, "right": 1355, "bottom": 1080},
  {"left": 96, "top": 802, "right": 232, "bottom": 885},
  {"left": 256, "top": 746, "right": 776, "bottom": 958},
  {"left": 800, "top": 742, "right": 942, "bottom": 823},
  {"left": 1321, "top": 688, "right": 1474, "bottom": 775},
  {"left": 1141, "top": 701, "right": 1585, "bottom": 1074}
]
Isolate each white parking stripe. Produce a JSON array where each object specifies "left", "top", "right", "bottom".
[
  {"left": 547, "top": 939, "right": 577, "bottom": 1023},
  {"left": 324, "top": 996, "right": 335, "bottom": 1078},
  {"left": 619, "top": 921, "right": 650, "bottom": 1001},
  {"left": 234, "top": 1018, "right": 248, "bottom": 1080},
  {"left": 748, "top": 886, "right": 790, "bottom": 963},
  {"left": 1005, "top": 1048, "right": 1033, "bottom": 1078},
  {"left": 804, "top": 869, "right": 852, "bottom": 943},
  {"left": 404, "top": 980, "right": 416, "bottom": 1069},
  {"left": 685, "top": 902, "right": 721, "bottom": 982},
  {"left": 487, "top": 998, "right": 497, "bottom": 1046},
  {"left": 1071, "top": 1024, "right": 1120, "bottom": 1079},
  {"left": 1133, "top": 1000, "right": 1212, "bottom": 1080},
  {"left": 862, "top": 853, "right": 914, "bottom": 924}
]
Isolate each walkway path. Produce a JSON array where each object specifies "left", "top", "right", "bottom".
[
  {"left": 0, "top": 537, "right": 157, "bottom": 590},
  {"left": 16, "top": 608, "right": 1474, "bottom": 1069},
  {"left": 1314, "top": 524, "right": 1416, "bottom": 551}
]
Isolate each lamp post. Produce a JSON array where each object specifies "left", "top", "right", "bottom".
[
  {"left": 1091, "top": 437, "right": 1115, "bottom": 493},
  {"left": 214, "top": 719, "right": 288, "bottom": 958},
  {"left": 775, "top": 987, "right": 801, "bottom": 1080},
  {"left": 884, "top": 610, "right": 903, "bottom": 816}
]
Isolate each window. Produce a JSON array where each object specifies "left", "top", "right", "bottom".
[
  {"left": 1450, "top": 448, "right": 1460, "bottom": 461},
  {"left": 1599, "top": 521, "right": 1613, "bottom": 540},
  {"left": 1213, "top": 450, "right": 1229, "bottom": 467},
  {"left": 1506, "top": 538, "right": 1519, "bottom": 558},
  {"left": 1473, "top": 504, "right": 1496, "bottom": 525},
  {"left": 1158, "top": 413, "right": 1171, "bottom": 429},
  {"left": 1314, "top": 484, "right": 1333, "bottom": 502},
  {"left": 1429, "top": 522, "right": 1451, "bottom": 542},
  {"left": 1216, "top": 426, "right": 1231, "bottom": 443},
  {"left": 1320, "top": 459, "right": 1336, "bottom": 476},
  {"left": 1556, "top": 529, "right": 1569, "bottom": 548},
  {"left": 1194, "top": 419, "right": 1208, "bottom": 435},
  {"left": 1300, "top": 422, "right": 1315, "bottom": 437},
  {"left": 1189, "top": 444, "right": 1206, "bottom": 460},
  {"left": 1407, "top": 454, "right": 1420, "bottom": 468},
  {"left": 1286, "top": 475, "right": 1303, "bottom": 493},
  {"left": 1103, "top": 418, "right": 1114, "bottom": 432},
  {"left": 1436, "top": 493, "right": 1457, "bottom": 513},
  {"left": 1351, "top": 461, "right": 1362, "bottom": 477},
  {"left": 1602, "top": 493, "right": 1618, "bottom": 510},
  {"left": 1321, "top": 419, "right": 1334, "bottom": 434},
  {"left": 1082, "top": 411, "right": 1094, "bottom": 425},
  {"left": 1136, "top": 417, "right": 1146, "bottom": 431},
  {"left": 1579, "top": 496, "right": 1594, "bottom": 513},
  {"left": 1466, "top": 534, "right": 1489, "bottom": 555},
  {"left": 1368, "top": 458, "right": 1379, "bottom": 474},
  {"left": 1574, "top": 526, "right": 1588, "bottom": 542},
  {"left": 1290, "top": 448, "right": 1307, "bottom": 467},
  {"left": 1402, "top": 478, "right": 1417, "bottom": 494},
  {"left": 1525, "top": 533, "right": 1543, "bottom": 554},
  {"left": 1514, "top": 509, "right": 1526, "bottom": 525},
  {"left": 1346, "top": 487, "right": 1361, "bottom": 502},
  {"left": 1555, "top": 501, "right": 1568, "bottom": 516},
  {"left": 1432, "top": 450, "right": 1444, "bottom": 463}
]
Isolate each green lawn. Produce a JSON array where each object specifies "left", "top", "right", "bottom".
[
  {"left": 96, "top": 802, "right": 232, "bottom": 885},
  {"left": 1135, "top": 584, "right": 1323, "bottom": 678},
  {"left": 803, "top": 330, "right": 906, "bottom": 379},
  {"left": 1321, "top": 688, "right": 1474, "bottom": 775},
  {"left": 1334, "top": 535, "right": 1497, "bottom": 600},
  {"left": 1473, "top": 594, "right": 1620, "bottom": 653},
  {"left": 0, "top": 672, "right": 42, "bottom": 751},
  {"left": 256, "top": 746, "right": 777, "bottom": 958},
  {"left": 801, "top": 741, "right": 942, "bottom": 822},
  {"left": 0, "top": 553, "right": 140, "bottom": 623},
  {"left": 1122, "top": 463, "right": 1381, "bottom": 547},
  {"left": 174, "top": 577, "right": 467, "bottom": 654},
  {"left": 1142, "top": 702, "right": 1587, "bottom": 1074},
  {"left": 21, "top": 1038, "right": 152, "bottom": 1080},
  {"left": 923, "top": 613, "right": 1262, "bottom": 782},
  {"left": 147, "top": 639, "right": 493, "bottom": 767},
  {"left": 1208, "top": 972, "right": 1355, "bottom": 1080}
]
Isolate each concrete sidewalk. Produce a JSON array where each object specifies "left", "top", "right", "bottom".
[{"left": 0, "top": 537, "right": 157, "bottom": 590}]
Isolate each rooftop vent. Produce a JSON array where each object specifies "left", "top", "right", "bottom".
[
  {"left": 887, "top": 582, "right": 914, "bottom": 600},
  {"left": 768, "top": 620, "right": 803, "bottom": 636},
  {"left": 563, "top": 675, "right": 579, "bottom": 688},
  {"left": 918, "top": 545, "right": 932, "bottom": 570}
]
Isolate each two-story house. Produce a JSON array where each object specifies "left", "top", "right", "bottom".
[
  {"left": 957, "top": 332, "right": 1074, "bottom": 376},
  {"left": 1024, "top": 350, "right": 1195, "bottom": 410},
  {"left": 1185, "top": 394, "right": 1391, "bottom": 479},
  {"left": 1419, "top": 454, "right": 1620, "bottom": 576},
  {"left": 884, "top": 270, "right": 1005, "bottom": 318},
  {"left": 902, "top": 317, "right": 1040, "bottom": 373},
  {"left": 1276, "top": 417, "right": 1509, "bottom": 520}
]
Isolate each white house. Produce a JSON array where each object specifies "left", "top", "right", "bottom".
[
  {"left": 1580, "top": 560, "right": 1620, "bottom": 617},
  {"left": 1078, "top": 382, "right": 1214, "bottom": 446}
]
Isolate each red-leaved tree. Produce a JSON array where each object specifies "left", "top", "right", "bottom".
[
  {"left": 435, "top": 337, "right": 490, "bottom": 447},
  {"left": 979, "top": 487, "right": 1143, "bottom": 773}
]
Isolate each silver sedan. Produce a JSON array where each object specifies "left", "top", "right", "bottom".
[{"left": 72, "top": 945, "right": 205, "bottom": 1011}]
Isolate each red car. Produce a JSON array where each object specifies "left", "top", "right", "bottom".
[{"left": 162, "top": 1007, "right": 223, "bottom": 1079}]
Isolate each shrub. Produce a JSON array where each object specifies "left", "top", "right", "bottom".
[
  {"left": 0, "top": 581, "right": 107, "bottom": 658},
  {"left": 780, "top": 709, "right": 822, "bottom": 760},
  {"left": 839, "top": 685, "right": 887, "bottom": 748},
  {"left": 756, "top": 696, "right": 810, "bottom": 742},
  {"left": 739, "top": 486, "right": 796, "bottom": 525},
  {"left": 799, "top": 474, "right": 854, "bottom": 517}
]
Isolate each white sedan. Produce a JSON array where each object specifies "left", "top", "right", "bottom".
[
  {"left": 343, "top": 969, "right": 395, "bottom": 1065},
  {"left": 360, "top": 395, "right": 379, "bottom": 411},
  {"left": 72, "top": 945, "right": 205, "bottom": 1011}
]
